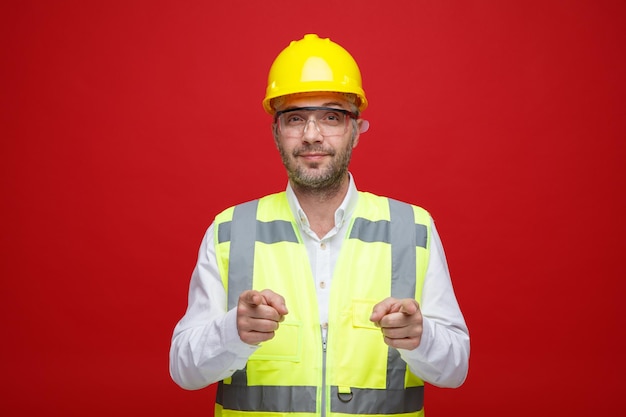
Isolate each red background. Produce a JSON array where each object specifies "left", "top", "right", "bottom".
[{"left": 2, "top": 1, "right": 625, "bottom": 416}]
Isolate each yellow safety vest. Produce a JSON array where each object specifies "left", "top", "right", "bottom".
[{"left": 213, "top": 191, "right": 431, "bottom": 417}]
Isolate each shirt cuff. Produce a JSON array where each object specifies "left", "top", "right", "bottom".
[{"left": 222, "top": 307, "right": 259, "bottom": 359}]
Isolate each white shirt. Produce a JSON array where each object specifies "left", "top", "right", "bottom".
[{"left": 169, "top": 175, "right": 470, "bottom": 390}]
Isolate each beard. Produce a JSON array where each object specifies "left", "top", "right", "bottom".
[{"left": 278, "top": 141, "right": 354, "bottom": 192}]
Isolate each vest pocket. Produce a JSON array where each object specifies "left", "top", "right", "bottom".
[
  {"left": 250, "top": 321, "right": 302, "bottom": 362},
  {"left": 329, "top": 299, "right": 388, "bottom": 389},
  {"left": 351, "top": 299, "right": 379, "bottom": 330}
]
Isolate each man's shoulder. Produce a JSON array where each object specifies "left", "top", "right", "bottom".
[{"left": 356, "top": 191, "right": 431, "bottom": 220}]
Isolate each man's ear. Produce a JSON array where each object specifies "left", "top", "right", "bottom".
[
  {"left": 353, "top": 119, "right": 370, "bottom": 148},
  {"left": 359, "top": 119, "right": 370, "bottom": 134}
]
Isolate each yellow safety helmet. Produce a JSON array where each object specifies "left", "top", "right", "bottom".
[{"left": 263, "top": 34, "right": 368, "bottom": 115}]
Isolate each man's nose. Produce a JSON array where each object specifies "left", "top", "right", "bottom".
[{"left": 302, "top": 118, "right": 323, "bottom": 142}]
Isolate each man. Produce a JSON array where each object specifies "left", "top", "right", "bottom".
[{"left": 170, "top": 34, "right": 469, "bottom": 417}]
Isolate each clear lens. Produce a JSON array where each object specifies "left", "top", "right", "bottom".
[{"left": 276, "top": 107, "right": 355, "bottom": 137}]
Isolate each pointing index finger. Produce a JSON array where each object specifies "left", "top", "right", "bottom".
[{"left": 370, "top": 297, "right": 397, "bottom": 323}]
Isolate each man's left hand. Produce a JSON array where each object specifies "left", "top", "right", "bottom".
[{"left": 370, "top": 297, "right": 423, "bottom": 350}]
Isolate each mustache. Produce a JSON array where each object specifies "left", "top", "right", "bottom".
[{"left": 293, "top": 145, "right": 336, "bottom": 157}]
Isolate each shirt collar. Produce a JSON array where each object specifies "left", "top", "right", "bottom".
[{"left": 285, "top": 173, "right": 359, "bottom": 231}]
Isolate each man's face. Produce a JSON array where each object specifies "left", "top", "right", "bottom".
[{"left": 273, "top": 92, "right": 360, "bottom": 191}]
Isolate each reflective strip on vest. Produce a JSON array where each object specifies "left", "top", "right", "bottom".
[
  {"left": 330, "top": 386, "right": 424, "bottom": 414},
  {"left": 219, "top": 199, "right": 299, "bottom": 310},
  {"left": 217, "top": 383, "right": 317, "bottom": 413},
  {"left": 349, "top": 199, "right": 425, "bottom": 396},
  {"left": 217, "top": 196, "right": 427, "bottom": 415},
  {"left": 217, "top": 385, "right": 424, "bottom": 414}
]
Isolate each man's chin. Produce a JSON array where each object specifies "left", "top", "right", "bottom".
[{"left": 290, "top": 169, "right": 347, "bottom": 190}]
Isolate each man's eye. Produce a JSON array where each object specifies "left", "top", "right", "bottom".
[
  {"left": 322, "top": 112, "right": 343, "bottom": 124},
  {"left": 286, "top": 115, "right": 305, "bottom": 124}
]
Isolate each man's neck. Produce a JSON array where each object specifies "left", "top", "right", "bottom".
[{"left": 291, "top": 176, "right": 349, "bottom": 238}]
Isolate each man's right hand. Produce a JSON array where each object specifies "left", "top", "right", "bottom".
[{"left": 237, "top": 289, "right": 288, "bottom": 345}]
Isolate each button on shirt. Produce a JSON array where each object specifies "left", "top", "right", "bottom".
[
  {"left": 169, "top": 175, "right": 470, "bottom": 391},
  {"left": 285, "top": 179, "right": 358, "bottom": 340}
]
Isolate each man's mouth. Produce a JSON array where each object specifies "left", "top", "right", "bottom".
[{"left": 294, "top": 147, "right": 334, "bottom": 158}]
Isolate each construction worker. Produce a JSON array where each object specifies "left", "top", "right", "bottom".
[{"left": 170, "top": 34, "right": 469, "bottom": 417}]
